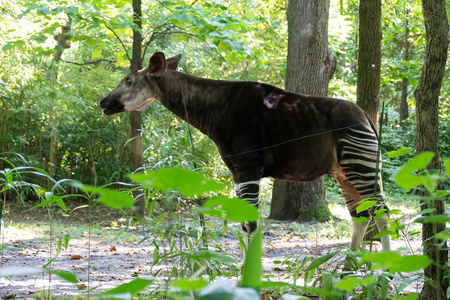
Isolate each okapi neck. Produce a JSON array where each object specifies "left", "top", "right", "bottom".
[{"left": 154, "top": 71, "right": 232, "bottom": 140}]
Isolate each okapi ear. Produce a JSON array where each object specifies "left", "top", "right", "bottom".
[
  {"left": 148, "top": 52, "right": 167, "bottom": 77},
  {"left": 166, "top": 54, "right": 182, "bottom": 70}
]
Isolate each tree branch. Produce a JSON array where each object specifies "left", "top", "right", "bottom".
[
  {"left": 55, "top": 57, "right": 115, "bottom": 66},
  {"left": 104, "top": 23, "right": 132, "bottom": 62}
]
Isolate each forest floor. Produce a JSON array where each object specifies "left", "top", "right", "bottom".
[{"left": 0, "top": 199, "right": 423, "bottom": 299}]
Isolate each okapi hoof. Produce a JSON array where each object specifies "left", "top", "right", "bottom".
[{"left": 242, "top": 221, "right": 258, "bottom": 233}]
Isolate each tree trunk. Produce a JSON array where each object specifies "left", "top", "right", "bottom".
[
  {"left": 270, "top": 0, "right": 336, "bottom": 223},
  {"left": 399, "top": 12, "right": 410, "bottom": 126},
  {"left": 415, "top": 0, "right": 449, "bottom": 298},
  {"left": 130, "top": 0, "right": 145, "bottom": 218},
  {"left": 356, "top": 0, "right": 382, "bottom": 130}
]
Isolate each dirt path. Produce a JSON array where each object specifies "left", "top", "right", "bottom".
[{"left": 0, "top": 200, "right": 423, "bottom": 299}]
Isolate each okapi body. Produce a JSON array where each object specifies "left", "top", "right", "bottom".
[{"left": 100, "top": 52, "right": 391, "bottom": 252}]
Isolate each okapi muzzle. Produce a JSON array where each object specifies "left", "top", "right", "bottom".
[{"left": 99, "top": 52, "right": 392, "bottom": 253}]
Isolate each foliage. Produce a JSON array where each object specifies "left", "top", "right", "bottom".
[
  {"left": 1, "top": 0, "right": 450, "bottom": 298},
  {"left": 1, "top": 152, "right": 450, "bottom": 298},
  {"left": 1, "top": 0, "right": 449, "bottom": 195}
]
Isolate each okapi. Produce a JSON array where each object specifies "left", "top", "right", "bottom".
[{"left": 100, "top": 52, "right": 391, "bottom": 252}]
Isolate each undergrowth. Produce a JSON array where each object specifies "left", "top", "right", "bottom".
[{"left": 1, "top": 152, "right": 450, "bottom": 299}]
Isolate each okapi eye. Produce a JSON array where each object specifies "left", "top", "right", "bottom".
[{"left": 125, "top": 80, "right": 132, "bottom": 87}]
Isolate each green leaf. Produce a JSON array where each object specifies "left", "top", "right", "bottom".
[
  {"left": 244, "top": 11, "right": 255, "bottom": 19},
  {"left": 435, "top": 228, "right": 450, "bottom": 241},
  {"left": 99, "top": 278, "right": 154, "bottom": 299},
  {"left": 202, "top": 196, "right": 259, "bottom": 222},
  {"left": 217, "top": 40, "right": 228, "bottom": 51},
  {"left": 356, "top": 200, "right": 377, "bottom": 214},
  {"left": 388, "top": 147, "right": 413, "bottom": 158},
  {"left": 31, "top": 35, "right": 47, "bottom": 43},
  {"left": 416, "top": 208, "right": 437, "bottom": 215},
  {"left": 305, "top": 250, "right": 340, "bottom": 272},
  {"left": 373, "top": 208, "right": 387, "bottom": 220},
  {"left": 131, "top": 168, "right": 225, "bottom": 197},
  {"left": 240, "top": 227, "right": 262, "bottom": 291},
  {"left": 27, "top": 195, "right": 68, "bottom": 212},
  {"left": 362, "top": 252, "right": 430, "bottom": 273},
  {"left": 420, "top": 169, "right": 442, "bottom": 193},
  {"left": 373, "top": 231, "right": 392, "bottom": 239},
  {"left": 435, "top": 190, "right": 450, "bottom": 199},
  {"left": 260, "top": 281, "right": 291, "bottom": 288},
  {"left": 413, "top": 215, "right": 449, "bottom": 224},
  {"left": 92, "top": 45, "right": 104, "bottom": 58},
  {"left": 334, "top": 276, "right": 359, "bottom": 291},
  {"left": 64, "top": 233, "right": 70, "bottom": 249},
  {"left": 392, "top": 152, "right": 435, "bottom": 191},
  {"left": 172, "top": 12, "right": 187, "bottom": 23},
  {"left": 2, "top": 41, "right": 14, "bottom": 51},
  {"left": 171, "top": 277, "right": 208, "bottom": 291},
  {"left": 184, "top": 250, "right": 236, "bottom": 263},
  {"left": 353, "top": 216, "right": 368, "bottom": 224},
  {"left": 49, "top": 270, "right": 78, "bottom": 284},
  {"left": 334, "top": 276, "right": 375, "bottom": 291},
  {"left": 80, "top": 185, "right": 133, "bottom": 208}
]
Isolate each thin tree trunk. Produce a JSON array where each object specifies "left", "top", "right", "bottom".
[
  {"left": 356, "top": 0, "right": 382, "bottom": 130},
  {"left": 130, "top": 0, "right": 145, "bottom": 218},
  {"left": 415, "top": 0, "right": 449, "bottom": 298},
  {"left": 399, "top": 12, "right": 410, "bottom": 126},
  {"left": 270, "top": 0, "right": 336, "bottom": 223},
  {"left": 48, "top": 112, "right": 57, "bottom": 189},
  {"left": 44, "top": 18, "right": 72, "bottom": 187}
]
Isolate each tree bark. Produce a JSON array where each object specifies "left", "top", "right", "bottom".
[
  {"left": 356, "top": 0, "right": 382, "bottom": 130},
  {"left": 399, "top": 12, "right": 410, "bottom": 126},
  {"left": 270, "top": 0, "right": 336, "bottom": 222},
  {"left": 130, "top": 0, "right": 145, "bottom": 218},
  {"left": 415, "top": 0, "right": 449, "bottom": 298}
]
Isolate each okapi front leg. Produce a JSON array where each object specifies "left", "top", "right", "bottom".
[{"left": 235, "top": 180, "right": 260, "bottom": 233}]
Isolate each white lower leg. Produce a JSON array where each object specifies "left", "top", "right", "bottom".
[
  {"left": 375, "top": 217, "right": 391, "bottom": 251},
  {"left": 351, "top": 220, "right": 370, "bottom": 251}
]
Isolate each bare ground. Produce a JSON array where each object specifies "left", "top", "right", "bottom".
[{"left": 0, "top": 200, "right": 423, "bottom": 299}]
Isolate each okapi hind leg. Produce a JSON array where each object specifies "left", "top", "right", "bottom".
[
  {"left": 235, "top": 179, "right": 260, "bottom": 233},
  {"left": 332, "top": 171, "right": 373, "bottom": 251},
  {"left": 333, "top": 170, "right": 391, "bottom": 252}
]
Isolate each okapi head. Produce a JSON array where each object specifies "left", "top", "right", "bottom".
[{"left": 100, "top": 52, "right": 181, "bottom": 115}]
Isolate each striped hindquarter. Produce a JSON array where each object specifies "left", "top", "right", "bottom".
[
  {"left": 333, "top": 121, "right": 391, "bottom": 251},
  {"left": 337, "top": 122, "right": 383, "bottom": 216}
]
